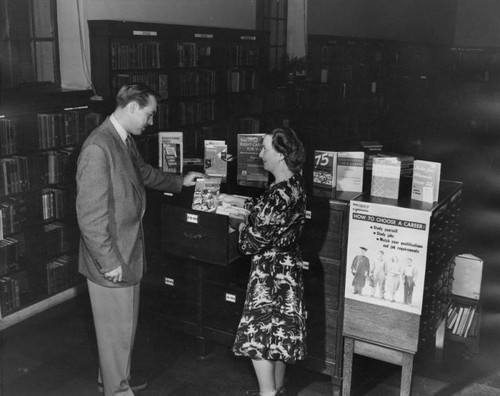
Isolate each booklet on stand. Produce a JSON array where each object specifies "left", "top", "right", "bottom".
[
  {"left": 411, "top": 160, "right": 441, "bottom": 203},
  {"left": 336, "top": 151, "right": 365, "bottom": 192},
  {"left": 204, "top": 140, "right": 227, "bottom": 179},
  {"left": 237, "top": 133, "right": 267, "bottom": 188},
  {"left": 313, "top": 150, "right": 338, "bottom": 188},
  {"left": 192, "top": 177, "right": 222, "bottom": 213},
  {"left": 158, "top": 132, "right": 183, "bottom": 174},
  {"left": 370, "top": 156, "right": 401, "bottom": 199}
]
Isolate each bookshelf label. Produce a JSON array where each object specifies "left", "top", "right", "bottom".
[
  {"left": 194, "top": 33, "right": 213, "bottom": 39},
  {"left": 186, "top": 213, "right": 198, "bottom": 224},
  {"left": 133, "top": 30, "right": 157, "bottom": 36},
  {"left": 64, "top": 106, "right": 88, "bottom": 111},
  {"left": 225, "top": 293, "right": 236, "bottom": 303},
  {"left": 164, "top": 277, "right": 174, "bottom": 286},
  {"left": 240, "top": 35, "right": 256, "bottom": 41}
]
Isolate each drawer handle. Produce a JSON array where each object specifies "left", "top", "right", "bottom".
[{"left": 184, "top": 231, "right": 205, "bottom": 239}]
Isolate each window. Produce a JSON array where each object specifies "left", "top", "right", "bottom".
[
  {"left": 256, "top": 0, "right": 288, "bottom": 73},
  {"left": 0, "top": 0, "right": 60, "bottom": 91}
]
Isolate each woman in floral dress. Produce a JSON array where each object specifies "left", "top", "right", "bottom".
[{"left": 220, "top": 127, "right": 307, "bottom": 396}]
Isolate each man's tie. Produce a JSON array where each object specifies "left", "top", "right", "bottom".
[{"left": 126, "top": 136, "right": 139, "bottom": 175}]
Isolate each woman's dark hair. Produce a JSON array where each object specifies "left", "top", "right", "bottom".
[
  {"left": 267, "top": 127, "right": 306, "bottom": 173},
  {"left": 115, "top": 83, "right": 160, "bottom": 109}
]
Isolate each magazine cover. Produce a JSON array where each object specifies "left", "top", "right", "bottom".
[
  {"left": 191, "top": 177, "right": 222, "bottom": 213},
  {"left": 313, "top": 150, "right": 337, "bottom": 188},
  {"left": 237, "top": 133, "right": 267, "bottom": 187},
  {"left": 336, "top": 151, "right": 364, "bottom": 192},
  {"left": 370, "top": 157, "right": 401, "bottom": 199},
  {"left": 158, "top": 131, "right": 183, "bottom": 173},
  {"left": 204, "top": 140, "right": 227, "bottom": 179},
  {"left": 411, "top": 160, "right": 441, "bottom": 203}
]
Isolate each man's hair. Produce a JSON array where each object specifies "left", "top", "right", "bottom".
[
  {"left": 115, "top": 83, "right": 160, "bottom": 109},
  {"left": 266, "top": 127, "right": 306, "bottom": 173}
]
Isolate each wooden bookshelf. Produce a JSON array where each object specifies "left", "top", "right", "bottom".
[
  {"left": 87, "top": 20, "right": 281, "bottom": 160},
  {"left": 0, "top": 90, "right": 104, "bottom": 329}
]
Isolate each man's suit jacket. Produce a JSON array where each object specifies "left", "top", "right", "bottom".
[{"left": 76, "top": 118, "right": 183, "bottom": 287}]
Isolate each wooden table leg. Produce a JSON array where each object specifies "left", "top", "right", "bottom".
[
  {"left": 342, "top": 337, "right": 354, "bottom": 396},
  {"left": 400, "top": 352, "right": 414, "bottom": 396}
]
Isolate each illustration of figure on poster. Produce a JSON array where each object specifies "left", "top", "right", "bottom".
[{"left": 348, "top": 248, "right": 421, "bottom": 306}]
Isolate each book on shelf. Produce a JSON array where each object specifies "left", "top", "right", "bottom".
[
  {"left": 370, "top": 156, "right": 401, "bottom": 199},
  {"left": 452, "top": 253, "right": 483, "bottom": 300},
  {"left": 411, "top": 160, "right": 441, "bottom": 203},
  {"left": 204, "top": 140, "right": 227, "bottom": 179},
  {"left": 336, "top": 151, "right": 364, "bottom": 192},
  {"left": 237, "top": 133, "right": 267, "bottom": 188},
  {"left": 447, "top": 300, "right": 479, "bottom": 338},
  {"left": 191, "top": 177, "right": 222, "bottom": 213},
  {"left": 158, "top": 132, "right": 183, "bottom": 174},
  {"left": 313, "top": 150, "right": 337, "bottom": 188}
]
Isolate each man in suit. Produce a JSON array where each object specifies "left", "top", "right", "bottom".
[{"left": 76, "top": 83, "right": 203, "bottom": 395}]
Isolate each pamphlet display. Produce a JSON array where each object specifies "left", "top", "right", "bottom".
[
  {"left": 191, "top": 177, "right": 222, "bottom": 213},
  {"left": 336, "top": 151, "right": 364, "bottom": 192},
  {"left": 158, "top": 131, "right": 183, "bottom": 174},
  {"left": 370, "top": 157, "right": 401, "bottom": 199},
  {"left": 313, "top": 150, "right": 337, "bottom": 188},
  {"left": 237, "top": 134, "right": 267, "bottom": 188},
  {"left": 204, "top": 140, "right": 227, "bottom": 179},
  {"left": 411, "top": 160, "right": 441, "bottom": 203}
]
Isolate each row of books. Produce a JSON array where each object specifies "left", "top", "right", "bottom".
[
  {"left": 111, "top": 40, "right": 161, "bottom": 69},
  {"left": 227, "top": 69, "right": 258, "bottom": 93},
  {"left": 178, "top": 99, "right": 216, "bottom": 125},
  {"left": 39, "top": 148, "right": 75, "bottom": 186},
  {"left": 46, "top": 254, "right": 78, "bottom": 296},
  {"left": 0, "top": 197, "right": 27, "bottom": 236},
  {"left": 44, "top": 222, "right": 73, "bottom": 259},
  {"left": 178, "top": 70, "right": 216, "bottom": 97},
  {"left": 41, "top": 188, "right": 67, "bottom": 222},
  {"left": 0, "top": 237, "right": 21, "bottom": 277},
  {"left": 177, "top": 42, "right": 260, "bottom": 68},
  {"left": 37, "top": 112, "right": 102, "bottom": 150},
  {"left": 0, "top": 156, "right": 30, "bottom": 197},
  {"left": 447, "top": 301, "right": 479, "bottom": 338},
  {"left": 0, "top": 118, "right": 17, "bottom": 156},
  {"left": 112, "top": 73, "right": 169, "bottom": 99},
  {"left": 0, "top": 271, "right": 25, "bottom": 316}
]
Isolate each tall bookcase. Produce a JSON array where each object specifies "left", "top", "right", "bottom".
[
  {"left": 88, "top": 20, "right": 278, "bottom": 160},
  {"left": 0, "top": 91, "right": 103, "bottom": 330}
]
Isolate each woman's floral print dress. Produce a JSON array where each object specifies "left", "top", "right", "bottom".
[{"left": 232, "top": 173, "right": 307, "bottom": 363}]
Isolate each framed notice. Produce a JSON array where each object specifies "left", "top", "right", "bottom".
[{"left": 345, "top": 200, "right": 431, "bottom": 315}]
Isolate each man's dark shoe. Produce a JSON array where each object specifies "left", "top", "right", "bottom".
[{"left": 97, "top": 376, "right": 148, "bottom": 392}]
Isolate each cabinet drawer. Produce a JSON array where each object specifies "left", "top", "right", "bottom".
[
  {"left": 302, "top": 257, "right": 342, "bottom": 311},
  {"left": 162, "top": 203, "right": 240, "bottom": 266},
  {"left": 301, "top": 207, "right": 343, "bottom": 260},
  {"left": 204, "top": 258, "right": 251, "bottom": 290},
  {"left": 146, "top": 274, "right": 199, "bottom": 323},
  {"left": 306, "top": 307, "right": 339, "bottom": 359},
  {"left": 203, "top": 281, "right": 245, "bottom": 334}
]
